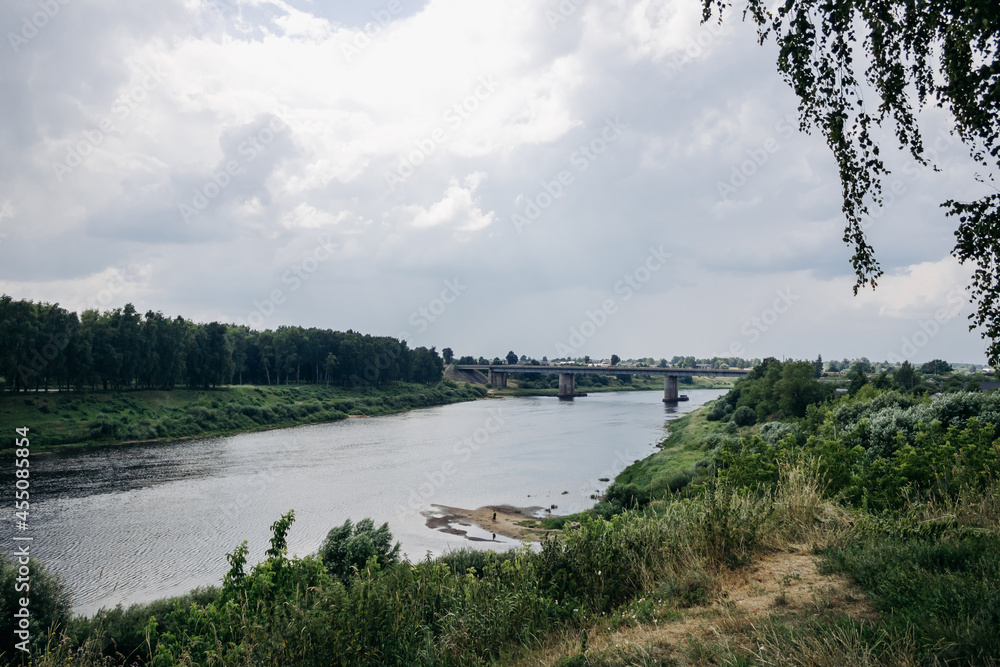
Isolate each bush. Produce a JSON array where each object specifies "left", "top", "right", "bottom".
[
  {"left": 823, "top": 532, "right": 1000, "bottom": 664},
  {"left": 318, "top": 518, "right": 401, "bottom": 582},
  {"left": 758, "top": 421, "right": 796, "bottom": 444},
  {"left": 603, "top": 483, "right": 652, "bottom": 511},
  {"left": 0, "top": 556, "right": 72, "bottom": 659},
  {"left": 698, "top": 482, "right": 773, "bottom": 567},
  {"left": 732, "top": 405, "right": 756, "bottom": 426}
]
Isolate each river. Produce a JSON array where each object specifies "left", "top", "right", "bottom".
[{"left": 3, "top": 389, "right": 723, "bottom": 615}]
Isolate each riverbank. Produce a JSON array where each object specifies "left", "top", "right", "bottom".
[
  {"left": 14, "top": 387, "right": 1000, "bottom": 666},
  {"left": 0, "top": 381, "right": 487, "bottom": 455},
  {"left": 429, "top": 398, "right": 733, "bottom": 541}
]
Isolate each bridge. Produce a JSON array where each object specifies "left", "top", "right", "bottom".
[{"left": 455, "top": 364, "right": 750, "bottom": 402}]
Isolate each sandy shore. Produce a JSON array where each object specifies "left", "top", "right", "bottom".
[{"left": 423, "top": 504, "right": 560, "bottom": 542}]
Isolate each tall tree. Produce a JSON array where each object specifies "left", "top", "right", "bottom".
[
  {"left": 703, "top": 0, "right": 1000, "bottom": 364},
  {"left": 895, "top": 360, "right": 917, "bottom": 391}
]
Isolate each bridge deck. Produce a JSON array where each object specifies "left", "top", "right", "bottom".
[{"left": 456, "top": 364, "right": 749, "bottom": 377}]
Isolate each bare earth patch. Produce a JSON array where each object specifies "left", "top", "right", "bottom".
[{"left": 517, "top": 545, "right": 875, "bottom": 666}]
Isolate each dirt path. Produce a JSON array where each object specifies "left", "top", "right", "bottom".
[{"left": 517, "top": 545, "right": 876, "bottom": 666}]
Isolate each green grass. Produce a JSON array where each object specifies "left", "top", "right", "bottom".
[
  {"left": 614, "top": 404, "right": 755, "bottom": 497},
  {"left": 822, "top": 531, "right": 1000, "bottom": 664},
  {"left": 540, "top": 404, "right": 743, "bottom": 529},
  {"left": 0, "top": 381, "right": 487, "bottom": 455}
]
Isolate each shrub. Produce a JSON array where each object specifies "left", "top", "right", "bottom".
[
  {"left": 0, "top": 556, "right": 71, "bottom": 659},
  {"left": 732, "top": 405, "right": 756, "bottom": 426},
  {"left": 318, "top": 518, "right": 401, "bottom": 583},
  {"left": 758, "top": 420, "right": 796, "bottom": 444},
  {"left": 698, "top": 482, "right": 773, "bottom": 567}
]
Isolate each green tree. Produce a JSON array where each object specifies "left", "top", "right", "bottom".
[
  {"left": 318, "top": 518, "right": 400, "bottom": 583},
  {"left": 851, "top": 358, "right": 874, "bottom": 375},
  {"left": 442, "top": 347, "right": 454, "bottom": 364},
  {"left": 872, "top": 370, "right": 900, "bottom": 390},
  {"left": 776, "top": 360, "right": 828, "bottom": 417},
  {"left": 920, "top": 359, "right": 953, "bottom": 375},
  {"left": 813, "top": 354, "right": 823, "bottom": 378},
  {"left": 732, "top": 405, "right": 756, "bottom": 426},
  {"left": 895, "top": 360, "right": 917, "bottom": 391},
  {"left": 410, "top": 346, "right": 444, "bottom": 383},
  {"left": 703, "top": 0, "right": 1000, "bottom": 365},
  {"left": 610, "top": 354, "right": 620, "bottom": 366},
  {"left": 847, "top": 365, "right": 869, "bottom": 396},
  {"left": 505, "top": 350, "right": 518, "bottom": 366}
]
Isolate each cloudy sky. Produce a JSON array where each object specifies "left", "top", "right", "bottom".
[{"left": 0, "top": 0, "right": 991, "bottom": 364}]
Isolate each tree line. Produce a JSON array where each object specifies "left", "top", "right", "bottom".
[{"left": 0, "top": 295, "right": 444, "bottom": 392}]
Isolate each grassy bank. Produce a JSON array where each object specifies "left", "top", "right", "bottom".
[
  {"left": 0, "top": 381, "right": 486, "bottom": 455},
  {"left": 6, "top": 384, "right": 998, "bottom": 665},
  {"left": 14, "top": 457, "right": 997, "bottom": 666}
]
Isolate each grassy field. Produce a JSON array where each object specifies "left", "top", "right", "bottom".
[{"left": 0, "top": 381, "right": 486, "bottom": 455}]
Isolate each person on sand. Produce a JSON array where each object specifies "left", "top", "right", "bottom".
[{"left": 492, "top": 511, "right": 497, "bottom": 523}]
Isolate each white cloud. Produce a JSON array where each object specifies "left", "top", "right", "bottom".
[
  {"left": 0, "top": 0, "right": 988, "bottom": 362},
  {"left": 403, "top": 172, "right": 495, "bottom": 232}
]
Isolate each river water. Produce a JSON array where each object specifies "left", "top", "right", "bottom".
[{"left": 3, "top": 389, "right": 723, "bottom": 615}]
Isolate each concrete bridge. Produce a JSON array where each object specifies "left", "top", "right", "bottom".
[{"left": 455, "top": 364, "right": 750, "bottom": 402}]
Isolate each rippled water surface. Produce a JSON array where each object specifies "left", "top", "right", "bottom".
[{"left": 3, "top": 389, "right": 723, "bottom": 614}]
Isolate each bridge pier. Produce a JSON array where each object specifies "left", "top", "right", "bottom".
[
  {"left": 488, "top": 370, "right": 508, "bottom": 388},
  {"left": 663, "top": 375, "right": 679, "bottom": 403},
  {"left": 558, "top": 372, "right": 575, "bottom": 399}
]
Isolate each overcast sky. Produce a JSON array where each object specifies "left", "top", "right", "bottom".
[{"left": 0, "top": 0, "right": 992, "bottom": 365}]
